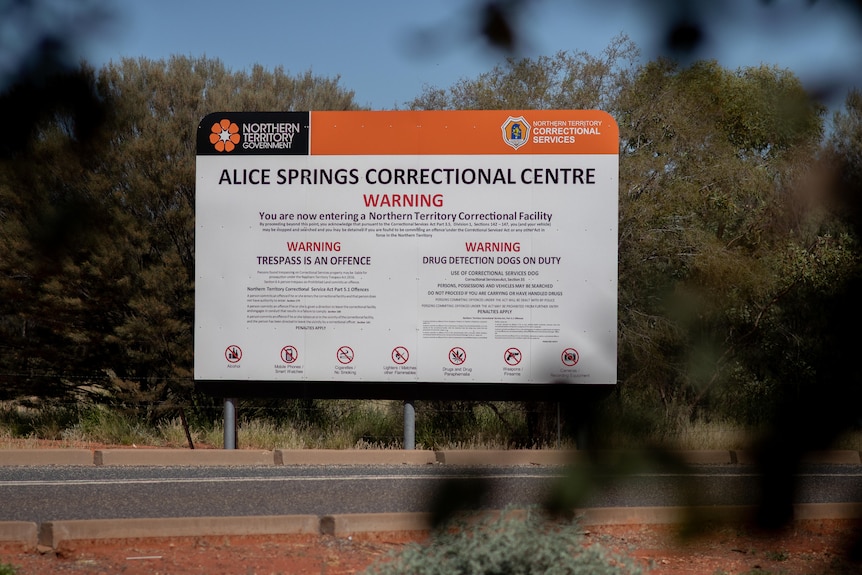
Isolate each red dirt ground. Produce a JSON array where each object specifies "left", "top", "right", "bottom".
[
  {"left": 2, "top": 441, "right": 860, "bottom": 573},
  {"left": 1, "top": 519, "right": 860, "bottom": 575}
]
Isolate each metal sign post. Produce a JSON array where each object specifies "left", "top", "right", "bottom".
[
  {"left": 403, "top": 400, "right": 416, "bottom": 450},
  {"left": 224, "top": 397, "right": 238, "bottom": 450}
]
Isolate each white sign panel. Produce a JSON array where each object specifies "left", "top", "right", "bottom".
[{"left": 195, "top": 110, "right": 618, "bottom": 385}]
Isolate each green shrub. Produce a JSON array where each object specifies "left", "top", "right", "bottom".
[
  {"left": 63, "top": 405, "right": 160, "bottom": 445},
  {"left": 362, "top": 507, "right": 642, "bottom": 575},
  {"left": 0, "top": 562, "right": 18, "bottom": 575},
  {"left": 0, "top": 403, "right": 80, "bottom": 439}
]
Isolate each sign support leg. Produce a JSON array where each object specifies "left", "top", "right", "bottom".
[
  {"left": 224, "top": 397, "right": 238, "bottom": 450},
  {"left": 403, "top": 400, "right": 415, "bottom": 450}
]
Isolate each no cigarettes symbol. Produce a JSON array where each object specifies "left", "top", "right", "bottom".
[{"left": 337, "top": 346, "right": 355, "bottom": 364}]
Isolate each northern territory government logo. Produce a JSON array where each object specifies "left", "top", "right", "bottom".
[
  {"left": 198, "top": 112, "right": 311, "bottom": 156},
  {"left": 501, "top": 116, "right": 530, "bottom": 150},
  {"left": 209, "top": 118, "right": 241, "bottom": 152}
]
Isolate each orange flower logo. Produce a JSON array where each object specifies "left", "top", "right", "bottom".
[{"left": 209, "top": 119, "right": 240, "bottom": 152}]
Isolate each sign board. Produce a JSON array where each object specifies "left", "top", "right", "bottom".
[{"left": 195, "top": 110, "right": 618, "bottom": 391}]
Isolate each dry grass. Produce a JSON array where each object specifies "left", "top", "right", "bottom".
[{"left": 1, "top": 399, "right": 860, "bottom": 451}]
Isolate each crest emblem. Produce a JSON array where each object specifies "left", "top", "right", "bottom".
[{"left": 501, "top": 116, "right": 530, "bottom": 150}]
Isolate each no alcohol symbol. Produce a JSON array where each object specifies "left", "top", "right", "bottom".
[
  {"left": 225, "top": 345, "right": 242, "bottom": 363},
  {"left": 449, "top": 347, "right": 466, "bottom": 365},
  {"left": 337, "top": 346, "right": 355, "bottom": 365}
]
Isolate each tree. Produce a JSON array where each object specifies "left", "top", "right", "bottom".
[
  {"left": 825, "top": 88, "right": 862, "bottom": 227},
  {"left": 406, "top": 37, "right": 640, "bottom": 444},
  {"left": 0, "top": 0, "right": 116, "bottom": 403},
  {"left": 408, "top": 34, "right": 639, "bottom": 112},
  {"left": 0, "top": 63, "right": 128, "bottom": 402},
  {"left": 446, "top": 0, "right": 862, "bottom": 109},
  {"left": 409, "top": 39, "right": 847, "bottom": 428},
  {"left": 616, "top": 58, "right": 844, "bottom": 422},
  {"left": 0, "top": 57, "right": 360, "bottom": 416}
]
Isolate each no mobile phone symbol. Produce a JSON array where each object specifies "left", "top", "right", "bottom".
[{"left": 281, "top": 346, "right": 298, "bottom": 364}]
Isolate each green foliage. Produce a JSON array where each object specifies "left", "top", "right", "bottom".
[
  {"left": 0, "top": 403, "right": 81, "bottom": 440},
  {"left": 4, "top": 397, "right": 862, "bottom": 449},
  {"left": 408, "top": 35, "right": 855, "bottom": 430},
  {"left": 615, "top": 56, "right": 841, "bottom": 423},
  {"left": 1, "top": 35, "right": 861, "bottom": 442},
  {"left": 0, "top": 57, "right": 359, "bottom": 412},
  {"left": 415, "top": 401, "right": 542, "bottom": 449},
  {"left": 234, "top": 399, "right": 403, "bottom": 445},
  {"left": 0, "top": 562, "right": 18, "bottom": 575},
  {"left": 825, "top": 88, "right": 862, "bottom": 226},
  {"left": 67, "top": 405, "right": 160, "bottom": 445},
  {"left": 409, "top": 34, "right": 639, "bottom": 111},
  {"left": 763, "top": 550, "right": 788, "bottom": 562},
  {"left": 362, "top": 508, "right": 642, "bottom": 575}
]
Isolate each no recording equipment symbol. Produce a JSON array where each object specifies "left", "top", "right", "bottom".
[{"left": 561, "top": 348, "right": 579, "bottom": 366}]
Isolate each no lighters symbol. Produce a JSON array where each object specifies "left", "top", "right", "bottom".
[
  {"left": 225, "top": 345, "right": 242, "bottom": 363},
  {"left": 392, "top": 346, "right": 409, "bottom": 365},
  {"left": 561, "top": 348, "right": 579, "bottom": 367}
]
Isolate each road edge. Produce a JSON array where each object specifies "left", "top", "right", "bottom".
[
  {"left": 0, "top": 448, "right": 859, "bottom": 467},
  {"left": 4, "top": 503, "right": 862, "bottom": 550}
]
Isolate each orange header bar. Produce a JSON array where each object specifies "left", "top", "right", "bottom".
[{"left": 309, "top": 110, "right": 618, "bottom": 155}]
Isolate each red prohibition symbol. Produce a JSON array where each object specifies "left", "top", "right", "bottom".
[
  {"left": 449, "top": 347, "right": 467, "bottom": 365},
  {"left": 504, "top": 347, "right": 522, "bottom": 366},
  {"left": 225, "top": 345, "right": 242, "bottom": 363},
  {"left": 337, "top": 345, "right": 355, "bottom": 364},
  {"left": 561, "top": 347, "right": 580, "bottom": 366},
  {"left": 392, "top": 346, "right": 409, "bottom": 365},
  {"left": 280, "top": 345, "right": 298, "bottom": 364}
]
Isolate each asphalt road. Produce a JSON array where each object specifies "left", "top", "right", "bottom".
[{"left": 2, "top": 464, "right": 861, "bottom": 523}]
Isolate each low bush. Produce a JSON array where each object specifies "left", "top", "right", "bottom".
[{"left": 362, "top": 507, "right": 642, "bottom": 575}]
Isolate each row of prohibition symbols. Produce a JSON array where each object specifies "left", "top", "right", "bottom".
[
  {"left": 225, "top": 345, "right": 581, "bottom": 367},
  {"left": 223, "top": 345, "right": 362, "bottom": 365},
  {"left": 450, "top": 347, "right": 580, "bottom": 367}
]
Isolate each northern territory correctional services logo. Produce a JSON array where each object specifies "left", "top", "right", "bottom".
[
  {"left": 209, "top": 118, "right": 241, "bottom": 152},
  {"left": 501, "top": 116, "right": 530, "bottom": 150}
]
